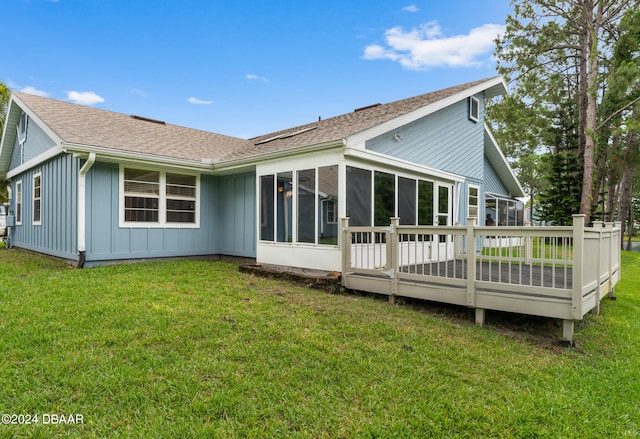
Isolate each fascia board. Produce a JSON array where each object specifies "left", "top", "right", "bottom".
[
  {"left": 483, "top": 123, "right": 525, "bottom": 197},
  {"left": 62, "top": 143, "right": 213, "bottom": 173},
  {"left": 211, "top": 139, "right": 345, "bottom": 173},
  {"left": 344, "top": 147, "right": 465, "bottom": 183},
  {"left": 6, "top": 144, "right": 64, "bottom": 179},
  {"left": 345, "top": 76, "right": 507, "bottom": 149}
]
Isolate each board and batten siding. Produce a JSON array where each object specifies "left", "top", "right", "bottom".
[
  {"left": 84, "top": 163, "right": 257, "bottom": 263},
  {"left": 10, "top": 153, "right": 79, "bottom": 260},
  {"left": 365, "top": 93, "right": 485, "bottom": 181},
  {"left": 215, "top": 173, "right": 256, "bottom": 258},
  {"left": 9, "top": 116, "right": 57, "bottom": 169}
]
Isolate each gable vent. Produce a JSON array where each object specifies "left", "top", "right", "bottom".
[{"left": 130, "top": 115, "right": 166, "bottom": 125}]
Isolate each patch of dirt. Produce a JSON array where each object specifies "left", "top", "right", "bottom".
[{"left": 396, "top": 297, "right": 578, "bottom": 354}]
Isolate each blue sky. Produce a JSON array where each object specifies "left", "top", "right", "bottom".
[{"left": 4, "top": 0, "right": 512, "bottom": 139}]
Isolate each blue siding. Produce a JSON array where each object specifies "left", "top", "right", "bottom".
[
  {"left": 366, "top": 93, "right": 485, "bottom": 180},
  {"left": 9, "top": 116, "right": 57, "bottom": 169},
  {"left": 10, "top": 153, "right": 79, "bottom": 260},
  {"left": 483, "top": 156, "right": 509, "bottom": 196},
  {"left": 215, "top": 173, "right": 256, "bottom": 257},
  {"left": 85, "top": 164, "right": 257, "bottom": 262}
]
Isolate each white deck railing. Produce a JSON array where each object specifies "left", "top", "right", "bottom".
[{"left": 342, "top": 215, "right": 621, "bottom": 342}]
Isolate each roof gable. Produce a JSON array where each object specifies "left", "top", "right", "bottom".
[{"left": 243, "top": 76, "right": 506, "bottom": 156}]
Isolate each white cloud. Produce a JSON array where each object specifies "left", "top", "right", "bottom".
[
  {"left": 402, "top": 5, "right": 419, "bottom": 12},
  {"left": 187, "top": 97, "right": 213, "bottom": 105},
  {"left": 66, "top": 91, "right": 105, "bottom": 105},
  {"left": 130, "top": 88, "right": 148, "bottom": 97},
  {"left": 246, "top": 74, "right": 269, "bottom": 82},
  {"left": 363, "top": 21, "right": 506, "bottom": 70},
  {"left": 20, "top": 86, "right": 50, "bottom": 97}
]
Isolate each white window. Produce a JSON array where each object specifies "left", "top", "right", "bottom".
[
  {"left": 120, "top": 166, "right": 199, "bottom": 227},
  {"left": 17, "top": 112, "right": 28, "bottom": 145},
  {"left": 15, "top": 180, "right": 22, "bottom": 225},
  {"left": 469, "top": 96, "right": 479, "bottom": 122},
  {"left": 166, "top": 173, "right": 197, "bottom": 223},
  {"left": 33, "top": 173, "right": 42, "bottom": 225},
  {"left": 468, "top": 185, "right": 479, "bottom": 221}
]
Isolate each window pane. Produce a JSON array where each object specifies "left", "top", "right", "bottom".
[
  {"left": 374, "top": 171, "right": 395, "bottom": 226},
  {"left": 33, "top": 175, "right": 41, "bottom": 223},
  {"left": 398, "top": 177, "right": 416, "bottom": 225},
  {"left": 260, "top": 175, "right": 274, "bottom": 241},
  {"left": 297, "top": 169, "right": 316, "bottom": 243},
  {"left": 277, "top": 172, "right": 293, "bottom": 242},
  {"left": 498, "top": 199, "right": 508, "bottom": 226},
  {"left": 485, "top": 197, "right": 496, "bottom": 225},
  {"left": 468, "top": 186, "right": 478, "bottom": 219},
  {"left": 418, "top": 181, "right": 433, "bottom": 225},
  {"left": 166, "top": 173, "right": 196, "bottom": 198},
  {"left": 346, "top": 166, "right": 371, "bottom": 227},
  {"left": 318, "top": 165, "right": 339, "bottom": 245},
  {"left": 124, "top": 169, "right": 159, "bottom": 195},
  {"left": 166, "top": 198, "right": 196, "bottom": 223},
  {"left": 125, "top": 196, "right": 159, "bottom": 222}
]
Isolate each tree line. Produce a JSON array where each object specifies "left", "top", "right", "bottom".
[{"left": 489, "top": 0, "right": 640, "bottom": 248}]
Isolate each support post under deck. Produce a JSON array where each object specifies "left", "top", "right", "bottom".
[{"left": 562, "top": 320, "right": 574, "bottom": 346}]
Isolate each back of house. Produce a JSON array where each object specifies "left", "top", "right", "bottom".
[{"left": 0, "top": 76, "right": 523, "bottom": 271}]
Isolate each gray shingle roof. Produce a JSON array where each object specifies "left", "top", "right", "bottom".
[
  {"left": 14, "top": 92, "right": 248, "bottom": 163},
  {"left": 12, "top": 76, "right": 501, "bottom": 164},
  {"left": 232, "top": 76, "right": 501, "bottom": 159}
]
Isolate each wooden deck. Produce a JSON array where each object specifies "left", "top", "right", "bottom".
[{"left": 342, "top": 215, "right": 621, "bottom": 343}]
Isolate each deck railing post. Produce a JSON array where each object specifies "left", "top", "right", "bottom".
[
  {"left": 467, "top": 217, "right": 477, "bottom": 310},
  {"left": 341, "top": 217, "right": 350, "bottom": 287},
  {"left": 592, "top": 221, "right": 604, "bottom": 315},
  {"left": 388, "top": 217, "right": 400, "bottom": 303},
  {"left": 613, "top": 221, "right": 621, "bottom": 299},
  {"left": 571, "top": 214, "right": 585, "bottom": 321}
]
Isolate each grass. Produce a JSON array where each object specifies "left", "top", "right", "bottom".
[{"left": 0, "top": 249, "right": 639, "bottom": 438}]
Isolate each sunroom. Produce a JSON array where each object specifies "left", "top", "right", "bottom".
[{"left": 255, "top": 149, "right": 464, "bottom": 272}]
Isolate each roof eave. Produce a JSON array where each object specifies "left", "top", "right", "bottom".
[
  {"left": 211, "top": 139, "right": 345, "bottom": 173},
  {"left": 62, "top": 142, "right": 213, "bottom": 172}
]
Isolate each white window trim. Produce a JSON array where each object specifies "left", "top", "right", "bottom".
[
  {"left": 33, "top": 172, "right": 42, "bottom": 226},
  {"left": 15, "top": 180, "right": 23, "bottom": 226},
  {"left": 469, "top": 96, "right": 480, "bottom": 123},
  {"left": 119, "top": 165, "right": 200, "bottom": 229}
]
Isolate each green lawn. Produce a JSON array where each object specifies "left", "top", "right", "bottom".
[{"left": 0, "top": 249, "right": 639, "bottom": 438}]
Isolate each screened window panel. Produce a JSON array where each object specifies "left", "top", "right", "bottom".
[
  {"left": 277, "top": 172, "right": 293, "bottom": 242},
  {"left": 297, "top": 169, "right": 316, "bottom": 243},
  {"left": 260, "top": 175, "right": 275, "bottom": 241},
  {"left": 346, "top": 166, "right": 372, "bottom": 227},
  {"left": 318, "top": 165, "right": 339, "bottom": 245},
  {"left": 398, "top": 177, "right": 416, "bottom": 225},
  {"left": 418, "top": 181, "right": 433, "bottom": 225},
  {"left": 374, "top": 171, "right": 395, "bottom": 226}
]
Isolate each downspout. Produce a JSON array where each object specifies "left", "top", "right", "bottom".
[{"left": 77, "top": 153, "right": 96, "bottom": 268}]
